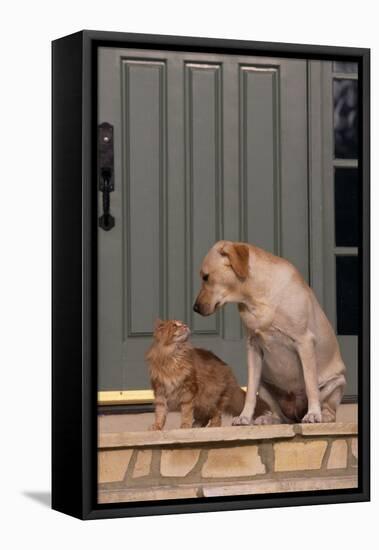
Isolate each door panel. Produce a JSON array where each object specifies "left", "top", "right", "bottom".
[
  {"left": 98, "top": 48, "right": 308, "bottom": 391},
  {"left": 186, "top": 63, "right": 222, "bottom": 335},
  {"left": 123, "top": 60, "right": 166, "bottom": 336},
  {"left": 240, "top": 66, "right": 280, "bottom": 253}
]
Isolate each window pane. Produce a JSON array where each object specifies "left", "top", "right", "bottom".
[
  {"left": 335, "top": 168, "right": 359, "bottom": 247},
  {"left": 336, "top": 256, "right": 359, "bottom": 335},
  {"left": 333, "top": 62, "right": 358, "bottom": 73},
  {"left": 334, "top": 79, "right": 358, "bottom": 159}
]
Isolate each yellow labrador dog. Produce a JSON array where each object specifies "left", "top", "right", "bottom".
[{"left": 193, "top": 241, "right": 346, "bottom": 425}]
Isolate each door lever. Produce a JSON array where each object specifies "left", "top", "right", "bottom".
[{"left": 98, "top": 122, "right": 115, "bottom": 231}]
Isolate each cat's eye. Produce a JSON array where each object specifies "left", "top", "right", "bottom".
[{"left": 202, "top": 274, "right": 209, "bottom": 282}]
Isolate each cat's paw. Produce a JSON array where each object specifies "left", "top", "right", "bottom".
[
  {"left": 149, "top": 423, "right": 163, "bottom": 431},
  {"left": 232, "top": 415, "right": 251, "bottom": 426},
  {"left": 302, "top": 410, "right": 322, "bottom": 423}
]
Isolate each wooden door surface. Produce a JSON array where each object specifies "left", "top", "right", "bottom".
[{"left": 97, "top": 48, "right": 309, "bottom": 393}]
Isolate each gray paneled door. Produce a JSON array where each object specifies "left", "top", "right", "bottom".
[{"left": 98, "top": 48, "right": 309, "bottom": 391}]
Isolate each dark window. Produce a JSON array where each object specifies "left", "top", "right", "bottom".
[
  {"left": 333, "top": 62, "right": 358, "bottom": 73},
  {"left": 334, "top": 79, "right": 358, "bottom": 159},
  {"left": 334, "top": 168, "right": 359, "bottom": 247},
  {"left": 336, "top": 256, "right": 359, "bottom": 335}
]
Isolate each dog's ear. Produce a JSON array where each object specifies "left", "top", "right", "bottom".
[{"left": 219, "top": 243, "right": 249, "bottom": 279}]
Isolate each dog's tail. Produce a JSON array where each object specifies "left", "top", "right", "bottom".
[{"left": 228, "top": 386, "right": 246, "bottom": 416}]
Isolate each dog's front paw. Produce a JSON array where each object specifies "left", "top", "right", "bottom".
[
  {"left": 302, "top": 410, "right": 322, "bottom": 423},
  {"left": 232, "top": 415, "right": 251, "bottom": 426}
]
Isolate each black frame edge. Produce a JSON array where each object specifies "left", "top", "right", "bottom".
[
  {"left": 82, "top": 29, "right": 370, "bottom": 59},
  {"left": 52, "top": 31, "right": 85, "bottom": 519},
  {"left": 359, "top": 47, "right": 370, "bottom": 501},
  {"left": 52, "top": 30, "right": 370, "bottom": 521}
]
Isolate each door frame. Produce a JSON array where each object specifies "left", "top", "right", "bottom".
[
  {"left": 96, "top": 56, "right": 358, "bottom": 407},
  {"left": 308, "top": 60, "right": 359, "bottom": 403}
]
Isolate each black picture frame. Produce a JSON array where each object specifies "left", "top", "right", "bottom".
[{"left": 52, "top": 30, "right": 370, "bottom": 520}]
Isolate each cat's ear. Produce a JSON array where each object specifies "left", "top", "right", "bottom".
[
  {"left": 154, "top": 318, "right": 164, "bottom": 330},
  {"left": 219, "top": 242, "right": 249, "bottom": 280}
]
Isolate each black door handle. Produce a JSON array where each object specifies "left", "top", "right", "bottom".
[{"left": 98, "top": 122, "right": 115, "bottom": 231}]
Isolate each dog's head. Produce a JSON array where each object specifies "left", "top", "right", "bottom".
[{"left": 193, "top": 241, "right": 250, "bottom": 316}]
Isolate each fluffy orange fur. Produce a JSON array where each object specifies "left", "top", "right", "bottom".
[{"left": 145, "top": 319, "right": 269, "bottom": 429}]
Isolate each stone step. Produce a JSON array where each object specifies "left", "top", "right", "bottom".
[{"left": 98, "top": 422, "right": 358, "bottom": 504}]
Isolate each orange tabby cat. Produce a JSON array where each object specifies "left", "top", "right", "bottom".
[{"left": 145, "top": 319, "right": 269, "bottom": 429}]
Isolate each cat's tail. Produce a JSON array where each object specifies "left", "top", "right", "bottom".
[
  {"left": 228, "top": 387, "right": 272, "bottom": 419},
  {"left": 228, "top": 385, "right": 246, "bottom": 416}
]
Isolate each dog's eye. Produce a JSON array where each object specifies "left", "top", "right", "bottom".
[{"left": 202, "top": 274, "right": 209, "bottom": 282}]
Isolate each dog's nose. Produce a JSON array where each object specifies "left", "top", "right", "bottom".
[{"left": 193, "top": 302, "right": 200, "bottom": 313}]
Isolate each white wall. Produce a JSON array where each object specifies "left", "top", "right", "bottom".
[{"left": 0, "top": 1, "right": 376, "bottom": 548}]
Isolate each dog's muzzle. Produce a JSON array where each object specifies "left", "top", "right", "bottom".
[
  {"left": 193, "top": 301, "right": 216, "bottom": 316},
  {"left": 193, "top": 302, "right": 201, "bottom": 313}
]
